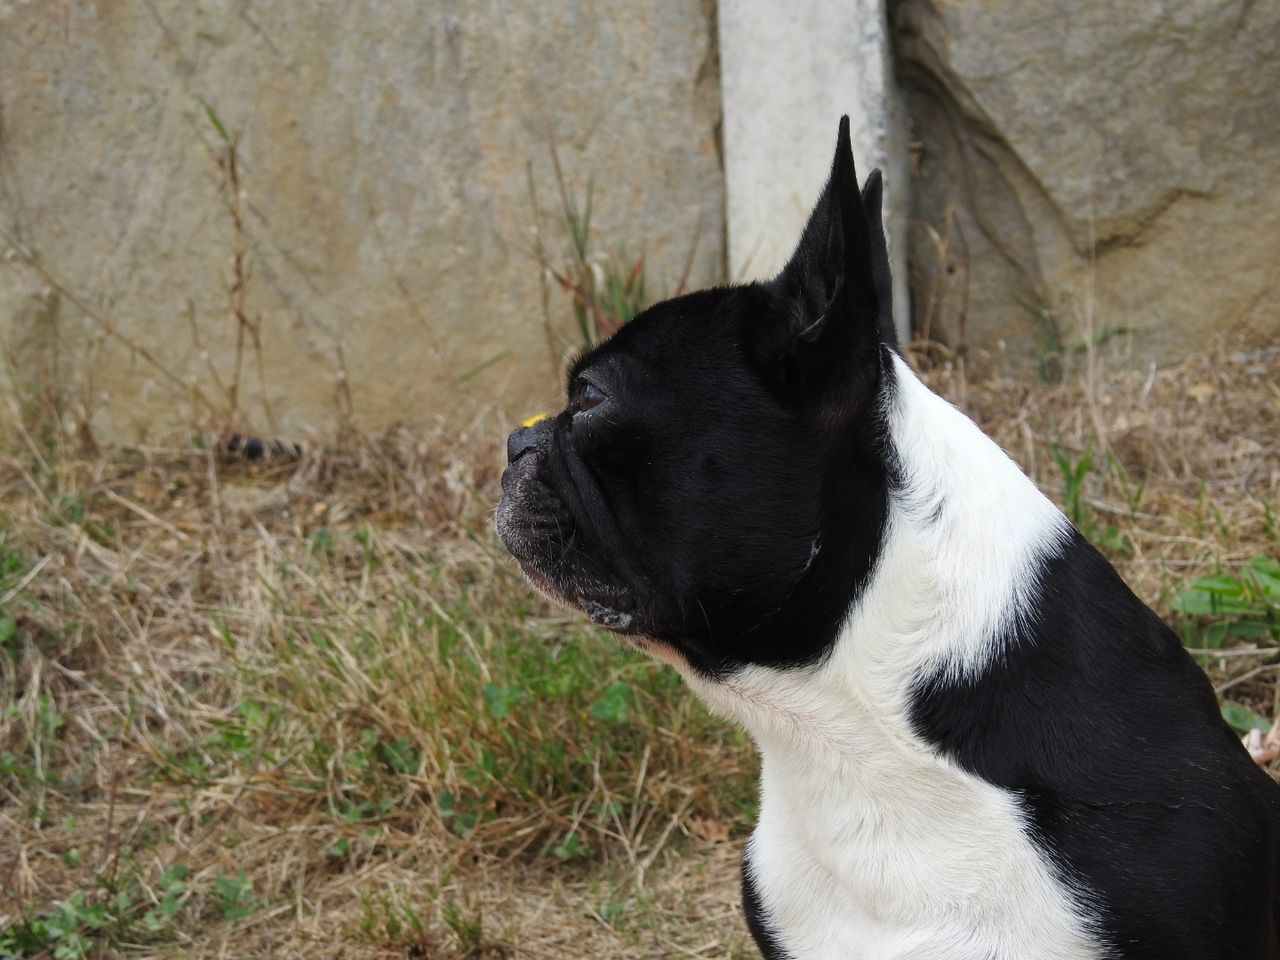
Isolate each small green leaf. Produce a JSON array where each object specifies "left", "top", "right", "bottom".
[
  {"left": 1246, "top": 555, "right": 1280, "bottom": 578},
  {"left": 1245, "top": 556, "right": 1280, "bottom": 596},
  {"left": 1190, "top": 575, "right": 1246, "bottom": 597},
  {"left": 159, "top": 863, "right": 188, "bottom": 893},
  {"left": 213, "top": 614, "right": 236, "bottom": 651},
  {"left": 204, "top": 103, "right": 229, "bottom": 141},
  {"left": 1171, "top": 588, "right": 1249, "bottom": 617},
  {"left": 1214, "top": 620, "right": 1273, "bottom": 642},
  {"left": 595, "top": 798, "right": 624, "bottom": 819},
  {"left": 237, "top": 698, "right": 266, "bottom": 728},
  {"left": 482, "top": 683, "right": 522, "bottom": 719},
  {"left": 549, "top": 831, "right": 589, "bottom": 861},
  {"left": 378, "top": 735, "right": 421, "bottom": 774},
  {"left": 1220, "top": 702, "right": 1272, "bottom": 734},
  {"left": 599, "top": 901, "right": 626, "bottom": 923},
  {"left": 212, "top": 869, "right": 256, "bottom": 921},
  {"left": 0, "top": 612, "right": 16, "bottom": 644},
  {"left": 589, "top": 681, "right": 631, "bottom": 724},
  {"left": 54, "top": 936, "right": 88, "bottom": 960}
]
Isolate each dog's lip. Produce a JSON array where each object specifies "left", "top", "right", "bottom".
[{"left": 500, "top": 462, "right": 527, "bottom": 495}]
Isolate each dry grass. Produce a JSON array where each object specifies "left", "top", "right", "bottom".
[
  {"left": 0, "top": 418, "right": 757, "bottom": 959},
  {"left": 1, "top": 343, "right": 1277, "bottom": 958}
]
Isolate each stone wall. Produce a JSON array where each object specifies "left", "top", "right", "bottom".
[
  {"left": 895, "top": 0, "right": 1280, "bottom": 370},
  {"left": 4, "top": 1, "right": 1275, "bottom": 443},
  {"left": 0, "top": 1, "right": 723, "bottom": 440}
]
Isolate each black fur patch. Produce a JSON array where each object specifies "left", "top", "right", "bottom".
[{"left": 910, "top": 529, "right": 1280, "bottom": 959}]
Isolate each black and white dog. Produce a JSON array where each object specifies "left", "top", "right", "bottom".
[{"left": 496, "top": 118, "right": 1280, "bottom": 959}]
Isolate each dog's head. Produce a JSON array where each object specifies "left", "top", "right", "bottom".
[{"left": 496, "top": 118, "right": 897, "bottom": 676}]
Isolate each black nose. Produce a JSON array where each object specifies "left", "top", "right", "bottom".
[{"left": 506, "top": 423, "right": 543, "bottom": 464}]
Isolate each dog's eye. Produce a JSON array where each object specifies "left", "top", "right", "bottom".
[{"left": 573, "top": 382, "right": 608, "bottom": 415}]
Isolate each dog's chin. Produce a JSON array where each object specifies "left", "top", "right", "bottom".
[
  {"left": 511, "top": 560, "right": 638, "bottom": 635},
  {"left": 514, "top": 564, "right": 573, "bottom": 606},
  {"left": 506, "top": 545, "right": 696, "bottom": 672}
]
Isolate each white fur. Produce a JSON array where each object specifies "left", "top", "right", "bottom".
[{"left": 676, "top": 357, "right": 1103, "bottom": 959}]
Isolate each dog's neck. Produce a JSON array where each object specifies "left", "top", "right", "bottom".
[{"left": 682, "top": 354, "right": 1068, "bottom": 766}]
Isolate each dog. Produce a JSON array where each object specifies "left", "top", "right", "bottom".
[{"left": 496, "top": 117, "right": 1280, "bottom": 959}]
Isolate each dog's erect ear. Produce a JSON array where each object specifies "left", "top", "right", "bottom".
[
  {"left": 759, "top": 117, "right": 890, "bottom": 406},
  {"left": 860, "top": 169, "right": 898, "bottom": 351}
]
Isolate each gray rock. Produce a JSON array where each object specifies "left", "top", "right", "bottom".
[
  {"left": 0, "top": 1, "right": 723, "bottom": 440},
  {"left": 895, "top": 0, "right": 1280, "bottom": 368}
]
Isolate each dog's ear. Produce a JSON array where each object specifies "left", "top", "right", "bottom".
[
  {"left": 860, "top": 169, "right": 898, "bottom": 352},
  {"left": 756, "top": 117, "right": 890, "bottom": 410}
]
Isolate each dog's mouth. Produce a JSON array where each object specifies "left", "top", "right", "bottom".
[
  {"left": 498, "top": 462, "right": 640, "bottom": 634},
  {"left": 500, "top": 521, "right": 638, "bottom": 634},
  {"left": 499, "top": 506, "right": 706, "bottom": 670}
]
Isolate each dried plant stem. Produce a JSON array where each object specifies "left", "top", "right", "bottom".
[
  {"left": 214, "top": 130, "right": 276, "bottom": 433},
  {"left": 0, "top": 226, "right": 218, "bottom": 416}
]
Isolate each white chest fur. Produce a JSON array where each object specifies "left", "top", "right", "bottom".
[
  {"left": 751, "top": 701, "right": 1096, "bottom": 959},
  {"left": 679, "top": 358, "right": 1105, "bottom": 959},
  {"left": 690, "top": 661, "right": 1100, "bottom": 960}
]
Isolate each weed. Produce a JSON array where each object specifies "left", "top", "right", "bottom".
[
  {"left": 0, "top": 862, "right": 191, "bottom": 958},
  {"left": 527, "top": 137, "right": 699, "bottom": 365},
  {"left": 1019, "top": 298, "right": 1132, "bottom": 384},
  {"left": 1221, "top": 701, "right": 1274, "bottom": 736},
  {"left": 551, "top": 831, "right": 591, "bottom": 862},
  {"left": 442, "top": 895, "right": 499, "bottom": 957},
  {"left": 212, "top": 870, "right": 257, "bottom": 921},
  {"left": 589, "top": 680, "right": 633, "bottom": 724},
  {"left": 1047, "top": 443, "right": 1133, "bottom": 556},
  {"left": 530, "top": 154, "right": 647, "bottom": 354},
  {"left": 201, "top": 103, "right": 275, "bottom": 433},
  {"left": 357, "top": 891, "right": 428, "bottom": 945},
  {"left": 1023, "top": 298, "right": 1069, "bottom": 383},
  {"left": 0, "top": 893, "right": 104, "bottom": 959},
  {"left": 1172, "top": 556, "right": 1280, "bottom": 649},
  {"left": 143, "top": 865, "right": 189, "bottom": 933}
]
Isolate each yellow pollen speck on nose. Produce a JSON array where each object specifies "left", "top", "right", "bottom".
[{"left": 522, "top": 412, "right": 548, "bottom": 428}]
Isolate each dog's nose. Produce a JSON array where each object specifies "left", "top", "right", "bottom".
[{"left": 506, "top": 424, "right": 543, "bottom": 464}]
